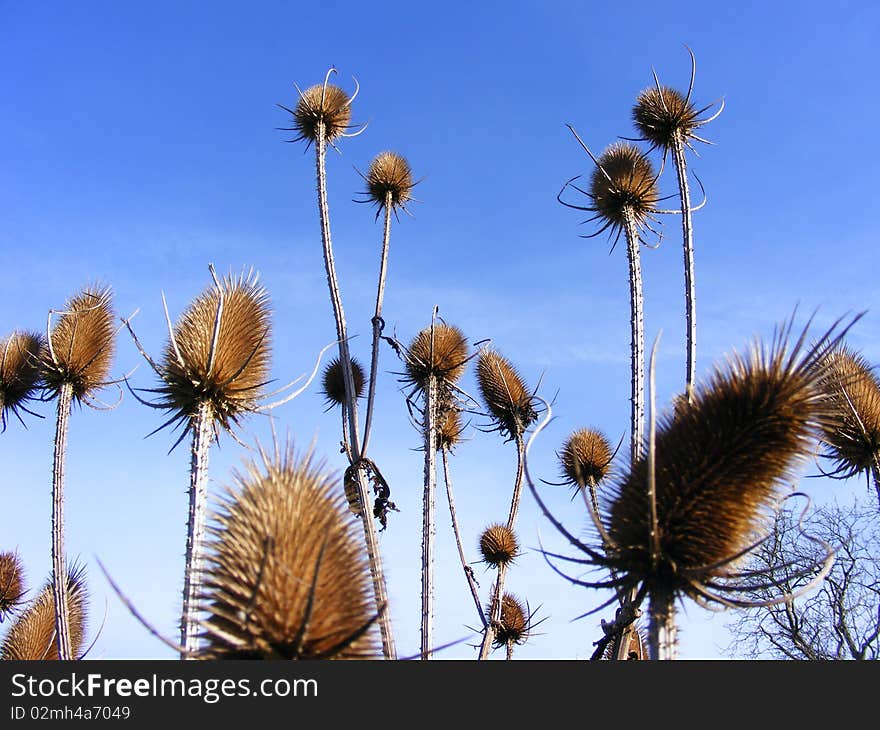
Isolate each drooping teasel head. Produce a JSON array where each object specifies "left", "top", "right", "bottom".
[
  {"left": 0, "top": 552, "right": 25, "bottom": 621},
  {"left": 491, "top": 593, "right": 530, "bottom": 649},
  {"left": 198, "top": 445, "right": 380, "bottom": 659},
  {"left": 403, "top": 323, "right": 469, "bottom": 392},
  {"left": 279, "top": 71, "right": 356, "bottom": 145},
  {"left": 363, "top": 151, "right": 415, "bottom": 213},
  {"left": 558, "top": 428, "right": 614, "bottom": 487},
  {"left": 590, "top": 142, "right": 659, "bottom": 232},
  {"left": 0, "top": 331, "right": 43, "bottom": 430},
  {"left": 814, "top": 345, "right": 880, "bottom": 479},
  {"left": 0, "top": 565, "right": 88, "bottom": 660},
  {"left": 476, "top": 348, "right": 537, "bottom": 439},
  {"left": 321, "top": 356, "right": 366, "bottom": 408},
  {"left": 479, "top": 524, "right": 519, "bottom": 567},
  {"left": 154, "top": 268, "right": 271, "bottom": 438},
  {"left": 41, "top": 285, "right": 115, "bottom": 403},
  {"left": 436, "top": 407, "right": 465, "bottom": 451}
]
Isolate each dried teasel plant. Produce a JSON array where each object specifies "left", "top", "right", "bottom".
[
  {"left": 0, "top": 551, "right": 26, "bottom": 621},
  {"left": 1, "top": 564, "right": 88, "bottom": 660},
  {"left": 197, "top": 443, "right": 380, "bottom": 659},
  {"left": 280, "top": 68, "right": 395, "bottom": 659},
  {"left": 479, "top": 524, "right": 519, "bottom": 568},
  {"left": 39, "top": 284, "right": 116, "bottom": 661},
  {"left": 631, "top": 46, "right": 721, "bottom": 403},
  {"left": 0, "top": 331, "right": 44, "bottom": 431},
  {"left": 527, "top": 317, "right": 856, "bottom": 660}
]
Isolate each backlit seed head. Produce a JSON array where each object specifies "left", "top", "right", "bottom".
[
  {"left": 0, "top": 331, "right": 43, "bottom": 429},
  {"left": 404, "top": 323, "right": 468, "bottom": 390},
  {"left": 479, "top": 524, "right": 518, "bottom": 567},
  {"left": 0, "top": 552, "right": 25, "bottom": 621},
  {"left": 436, "top": 408, "right": 465, "bottom": 451},
  {"left": 590, "top": 142, "right": 658, "bottom": 230},
  {"left": 364, "top": 151, "right": 415, "bottom": 212},
  {"left": 559, "top": 428, "right": 614, "bottom": 487},
  {"left": 41, "top": 285, "right": 115, "bottom": 403},
  {"left": 321, "top": 357, "right": 366, "bottom": 408},
  {"left": 156, "top": 269, "right": 271, "bottom": 437},
  {"left": 289, "top": 83, "right": 353, "bottom": 143},
  {"left": 492, "top": 593, "right": 530, "bottom": 648},
  {"left": 0, "top": 565, "right": 88, "bottom": 660},
  {"left": 476, "top": 348, "right": 537, "bottom": 439},
  {"left": 633, "top": 86, "right": 700, "bottom": 150},
  {"left": 198, "top": 446, "right": 379, "bottom": 659}
]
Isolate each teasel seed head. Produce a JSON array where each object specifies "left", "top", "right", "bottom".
[
  {"left": 491, "top": 593, "right": 530, "bottom": 648},
  {"left": 0, "top": 331, "right": 44, "bottom": 429},
  {"left": 0, "top": 551, "right": 26, "bottom": 621},
  {"left": 198, "top": 445, "right": 380, "bottom": 659},
  {"left": 633, "top": 86, "right": 701, "bottom": 150},
  {"left": 0, "top": 564, "right": 88, "bottom": 660},
  {"left": 287, "top": 82, "right": 353, "bottom": 144},
  {"left": 41, "top": 285, "right": 115, "bottom": 403},
  {"left": 558, "top": 428, "right": 614, "bottom": 487},
  {"left": 404, "top": 323, "right": 468, "bottom": 391},
  {"left": 156, "top": 269, "right": 272, "bottom": 437},
  {"left": 436, "top": 408, "right": 465, "bottom": 451},
  {"left": 476, "top": 348, "right": 537, "bottom": 439},
  {"left": 364, "top": 151, "right": 415, "bottom": 212},
  {"left": 590, "top": 142, "right": 658, "bottom": 231},
  {"left": 815, "top": 345, "right": 880, "bottom": 479},
  {"left": 479, "top": 523, "right": 519, "bottom": 567},
  {"left": 604, "top": 326, "right": 829, "bottom": 599},
  {"left": 321, "top": 356, "right": 366, "bottom": 408}
]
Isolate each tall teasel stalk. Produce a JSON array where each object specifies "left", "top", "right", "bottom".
[
  {"left": 40, "top": 285, "right": 116, "bottom": 661},
  {"left": 526, "top": 317, "right": 854, "bottom": 660},
  {"left": 559, "top": 132, "right": 660, "bottom": 463},
  {"left": 474, "top": 347, "right": 538, "bottom": 658},
  {"left": 196, "top": 444, "right": 380, "bottom": 659},
  {"left": 631, "top": 47, "right": 722, "bottom": 403},
  {"left": 401, "top": 320, "right": 469, "bottom": 659},
  {"left": 123, "top": 266, "right": 273, "bottom": 657},
  {"left": 279, "top": 70, "right": 398, "bottom": 658},
  {"left": 0, "top": 330, "right": 44, "bottom": 431}
]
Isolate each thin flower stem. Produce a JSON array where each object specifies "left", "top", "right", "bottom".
[
  {"left": 649, "top": 588, "right": 677, "bottom": 660},
  {"left": 51, "top": 381, "right": 73, "bottom": 661},
  {"left": 672, "top": 132, "right": 696, "bottom": 404},
  {"left": 420, "top": 374, "right": 438, "bottom": 659}
]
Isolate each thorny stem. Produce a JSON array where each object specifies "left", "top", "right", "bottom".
[
  {"left": 871, "top": 460, "right": 880, "bottom": 512},
  {"left": 421, "top": 374, "right": 438, "bottom": 659},
  {"left": 649, "top": 588, "right": 677, "bottom": 660},
  {"left": 622, "top": 206, "right": 646, "bottom": 463},
  {"left": 51, "top": 382, "right": 73, "bottom": 661},
  {"left": 314, "top": 121, "right": 396, "bottom": 659},
  {"left": 181, "top": 399, "right": 212, "bottom": 658},
  {"left": 506, "top": 433, "right": 526, "bottom": 529},
  {"left": 441, "top": 446, "right": 487, "bottom": 628},
  {"left": 672, "top": 132, "right": 697, "bottom": 404},
  {"left": 361, "top": 192, "right": 393, "bottom": 457}
]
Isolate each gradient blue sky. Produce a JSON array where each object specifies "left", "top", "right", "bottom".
[{"left": 2, "top": 0, "right": 878, "bottom": 660}]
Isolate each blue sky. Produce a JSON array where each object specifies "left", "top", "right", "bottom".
[{"left": 2, "top": 0, "right": 879, "bottom": 660}]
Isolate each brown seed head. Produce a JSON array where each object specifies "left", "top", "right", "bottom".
[
  {"left": 0, "top": 565, "right": 88, "bottom": 660},
  {"left": 436, "top": 408, "right": 465, "bottom": 451},
  {"left": 0, "top": 331, "right": 44, "bottom": 429},
  {"left": 559, "top": 428, "right": 614, "bottom": 487},
  {"left": 404, "top": 323, "right": 468, "bottom": 390},
  {"left": 479, "top": 524, "right": 518, "bottom": 567},
  {"left": 290, "top": 83, "right": 353, "bottom": 143},
  {"left": 633, "top": 86, "right": 700, "bottom": 150},
  {"left": 492, "top": 593, "right": 530, "bottom": 648},
  {"left": 815, "top": 346, "right": 880, "bottom": 478},
  {"left": 476, "top": 348, "right": 537, "bottom": 439},
  {"left": 365, "top": 151, "right": 414, "bottom": 212},
  {"left": 198, "top": 446, "right": 379, "bottom": 659},
  {"left": 605, "top": 329, "right": 827, "bottom": 599},
  {"left": 42, "top": 285, "right": 115, "bottom": 403},
  {"left": 0, "top": 552, "right": 25, "bottom": 620},
  {"left": 157, "top": 269, "right": 271, "bottom": 436},
  {"left": 590, "top": 142, "right": 658, "bottom": 230},
  {"left": 321, "top": 356, "right": 366, "bottom": 408}
]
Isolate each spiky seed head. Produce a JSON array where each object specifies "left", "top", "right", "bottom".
[
  {"left": 491, "top": 593, "right": 530, "bottom": 647},
  {"left": 291, "top": 83, "right": 353, "bottom": 143},
  {"left": 479, "top": 524, "right": 518, "bottom": 567},
  {"left": 436, "top": 408, "right": 464, "bottom": 451},
  {"left": 41, "top": 285, "right": 115, "bottom": 403},
  {"left": 0, "top": 552, "right": 25, "bottom": 620},
  {"left": 157, "top": 270, "right": 271, "bottom": 436},
  {"left": 365, "top": 151, "right": 414, "bottom": 212},
  {"left": 605, "top": 329, "right": 828, "bottom": 599},
  {"left": 404, "top": 323, "right": 468, "bottom": 390},
  {"left": 321, "top": 356, "right": 366, "bottom": 408},
  {"left": 633, "top": 86, "right": 700, "bottom": 149},
  {"left": 0, "top": 565, "right": 88, "bottom": 660},
  {"left": 0, "top": 331, "right": 43, "bottom": 429},
  {"left": 476, "top": 348, "right": 537, "bottom": 438},
  {"left": 590, "top": 142, "right": 658, "bottom": 230},
  {"left": 559, "top": 428, "right": 614, "bottom": 487},
  {"left": 198, "top": 446, "right": 379, "bottom": 659},
  {"left": 815, "top": 346, "right": 880, "bottom": 478}
]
